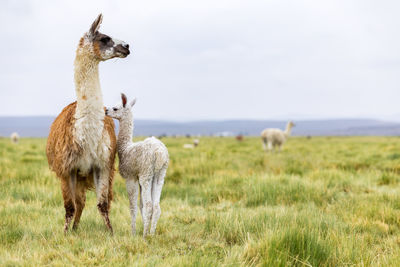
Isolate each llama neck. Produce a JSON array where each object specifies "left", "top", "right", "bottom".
[
  {"left": 74, "top": 52, "right": 103, "bottom": 117},
  {"left": 284, "top": 124, "right": 293, "bottom": 137},
  {"left": 118, "top": 114, "right": 134, "bottom": 152}
]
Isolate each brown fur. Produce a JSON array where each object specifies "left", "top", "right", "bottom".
[
  {"left": 78, "top": 37, "right": 84, "bottom": 48},
  {"left": 93, "top": 42, "right": 101, "bottom": 59},
  {"left": 46, "top": 102, "right": 116, "bottom": 228},
  {"left": 47, "top": 102, "right": 82, "bottom": 179}
]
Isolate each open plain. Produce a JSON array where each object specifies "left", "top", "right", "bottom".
[{"left": 1, "top": 137, "right": 400, "bottom": 266}]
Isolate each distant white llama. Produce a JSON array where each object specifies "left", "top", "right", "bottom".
[
  {"left": 10, "top": 132, "right": 19, "bottom": 144},
  {"left": 106, "top": 94, "right": 169, "bottom": 237},
  {"left": 261, "top": 121, "right": 295, "bottom": 152},
  {"left": 183, "top": 139, "right": 199, "bottom": 149}
]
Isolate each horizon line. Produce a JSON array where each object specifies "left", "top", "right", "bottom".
[{"left": 0, "top": 115, "right": 399, "bottom": 123}]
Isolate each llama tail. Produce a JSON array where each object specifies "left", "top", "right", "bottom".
[{"left": 154, "top": 150, "right": 168, "bottom": 172}]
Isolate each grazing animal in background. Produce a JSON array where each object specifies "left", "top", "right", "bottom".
[
  {"left": 10, "top": 132, "right": 19, "bottom": 144},
  {"left": 46, "top": 14, "right": 130, "bottom": 234},
  {"left": 236, "top": 134, "right": 244, "bottom": 142},
  {"left": 261, "top": 121, "right": 295, "bottom": 152},
  {"left": 157, "top": 133, "right": 167, "bottom": 139},
  {"left": 106, "top": 94, "right": 169, "bottom": 237},
  {"left": 193, "top": 139, "right": 199, "bottom": 147},
  {"left": 183, "top": 139, "right": 199, "bottom": 149}
]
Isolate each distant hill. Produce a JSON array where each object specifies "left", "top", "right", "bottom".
[{"left": 1, "top": 116, "right": 400, "bottom": 137}]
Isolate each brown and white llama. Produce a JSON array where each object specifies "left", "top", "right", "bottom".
[{"left": 46, "top": 14, "right": 130, "bottom": 234}]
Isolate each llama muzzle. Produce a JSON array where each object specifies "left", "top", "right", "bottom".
[{"left": 115, "top": 44, "right": 130, "bottom": 57}]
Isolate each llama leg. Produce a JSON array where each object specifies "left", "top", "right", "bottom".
[
  {"left": 139, "top": 175, "right": 153, "bottom": 237},
  {"left": 61, "top": 171, "right": 77, "bottom": 233},
  {"left": 70, "top": 171, "right": 77, "bottom": 199},
  {"left": 139, "top": 185, "right": 143, "bottom": 217},
  {"left": 72, "top": 180, "right": 86, "bottom": 230},
  {"left": 150, "top": 167, "right": 166, "bottom": 235},
  {"left": 107, "top": 169, "right": 114, "bottom": 212},
  {"left": 262, "top": 138, "right": 267, "bottom": 151},
  {"left": 126, "top": 178, "right": 139, "bottom": 235},
  {"left": 94, "top": 168, "right": 113, "bottom": 234},
  {"left": 267, "top": 141, "right": 273, "bottom": 152}
]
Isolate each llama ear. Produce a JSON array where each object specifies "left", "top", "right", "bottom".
[
  {"left": 89, "top": 13, "right": 103, "bottom": 38},
  {"left": 130, "top": 98, "right": 137, "bottom": 107},
  {"left": 121, "top": 93, "right": 127, "bottom": 107}
]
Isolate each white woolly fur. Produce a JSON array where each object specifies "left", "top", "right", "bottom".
[
  {"left": 261, "top": 121, "right": 295, "bottom": 152},
  {"left": 10, "top": 132, "right": 19, "bottom": 144},
  {"left": 73, "top": 53, "right": 111, "bottom": 176}
]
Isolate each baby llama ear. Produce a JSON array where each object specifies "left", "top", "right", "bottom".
[
  {"left": 89, "top": 13, "right": 103, "bottom": 38},
  {"left": 121, "top": 93, "right": 127, "bottom": 107},
  {"left": 130, "top": 98, "right": 137, "bottom": 107}
]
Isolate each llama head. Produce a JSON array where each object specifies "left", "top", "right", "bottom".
[
  {"left": 287, "top": 121, "right": 295, "bottom": 128},
  {"left": 78, "top": 14, "right": 130, "bottom": 61},
  {"left": 105, "top": 93, "right": 136, "bottom": 120}
]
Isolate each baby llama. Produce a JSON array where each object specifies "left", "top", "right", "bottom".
[
  {"left": 46, "top": 14, "right": 130, "bottom": 233},
  {"left": 106, "top": 94, "right": 169, "bottom": 237},
  {"left": 261, "top": 121, "right": 295, "bottom": 152}
]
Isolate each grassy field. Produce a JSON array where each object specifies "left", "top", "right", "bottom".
[{"left": 1, "top": 136, "right": 400, "bottom": 266}]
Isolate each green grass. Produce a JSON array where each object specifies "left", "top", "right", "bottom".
[{"left": 1, "top": 136, "right": 400, "bottom": 266}]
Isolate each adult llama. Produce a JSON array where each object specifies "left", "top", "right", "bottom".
[
  {"left": 46, "top": 14, "right": 130, "bottom": 234},
  {"left": 261, "top": 121, "right": 295, "bottom": 152}
]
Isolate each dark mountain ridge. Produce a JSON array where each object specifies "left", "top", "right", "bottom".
[{"left": 1, "top": 117, "right": 400, "bottom": 137}]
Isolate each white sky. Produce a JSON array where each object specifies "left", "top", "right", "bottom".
[{"left": 0, "top": 0, "right": 400, "bottom": 121}]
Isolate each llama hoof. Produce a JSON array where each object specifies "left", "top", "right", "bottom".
[
  {"left": 143, "top": 230, "right": 151, "bottom": 238},
  {"left": 105, "top": 221, "right": 114, "bottom": 235},
  {"left": 63, "top": 216, "right": 73, "bottom": 233},
  {"left": 143, "top": 232, "right": 155, "bottom": 239}
]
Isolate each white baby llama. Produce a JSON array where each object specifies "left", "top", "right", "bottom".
[
  {"left": 261, "top": 121, "right": 295, "bottom": 152},
  {"left": 106, "top": 94, "right": 169, "bottom": 237}
]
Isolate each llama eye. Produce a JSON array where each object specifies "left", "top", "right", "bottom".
[
  {"left": 100, "top": 37, "right": 111, "bottom": 44},
  {"left": 113, "top": 108, "right": 118, "bottom": 111}
]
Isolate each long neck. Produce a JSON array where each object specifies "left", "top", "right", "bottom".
[
  {"left": 117, "top": 113, "right": 134, "bottom": 151},
  {"left": 74, "top": 51, "right": 103, "bottom": 117},
  {"left": 284, "top": 123, "right": 293, "bottom": 137}
]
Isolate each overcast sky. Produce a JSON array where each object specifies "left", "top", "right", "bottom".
[{"left": 0, "top": 0, "right": 399, "bottom": 121}]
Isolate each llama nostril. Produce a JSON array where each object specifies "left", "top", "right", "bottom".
[{"left": 124, "top": 44, "right": 129, "bottom": 49}]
